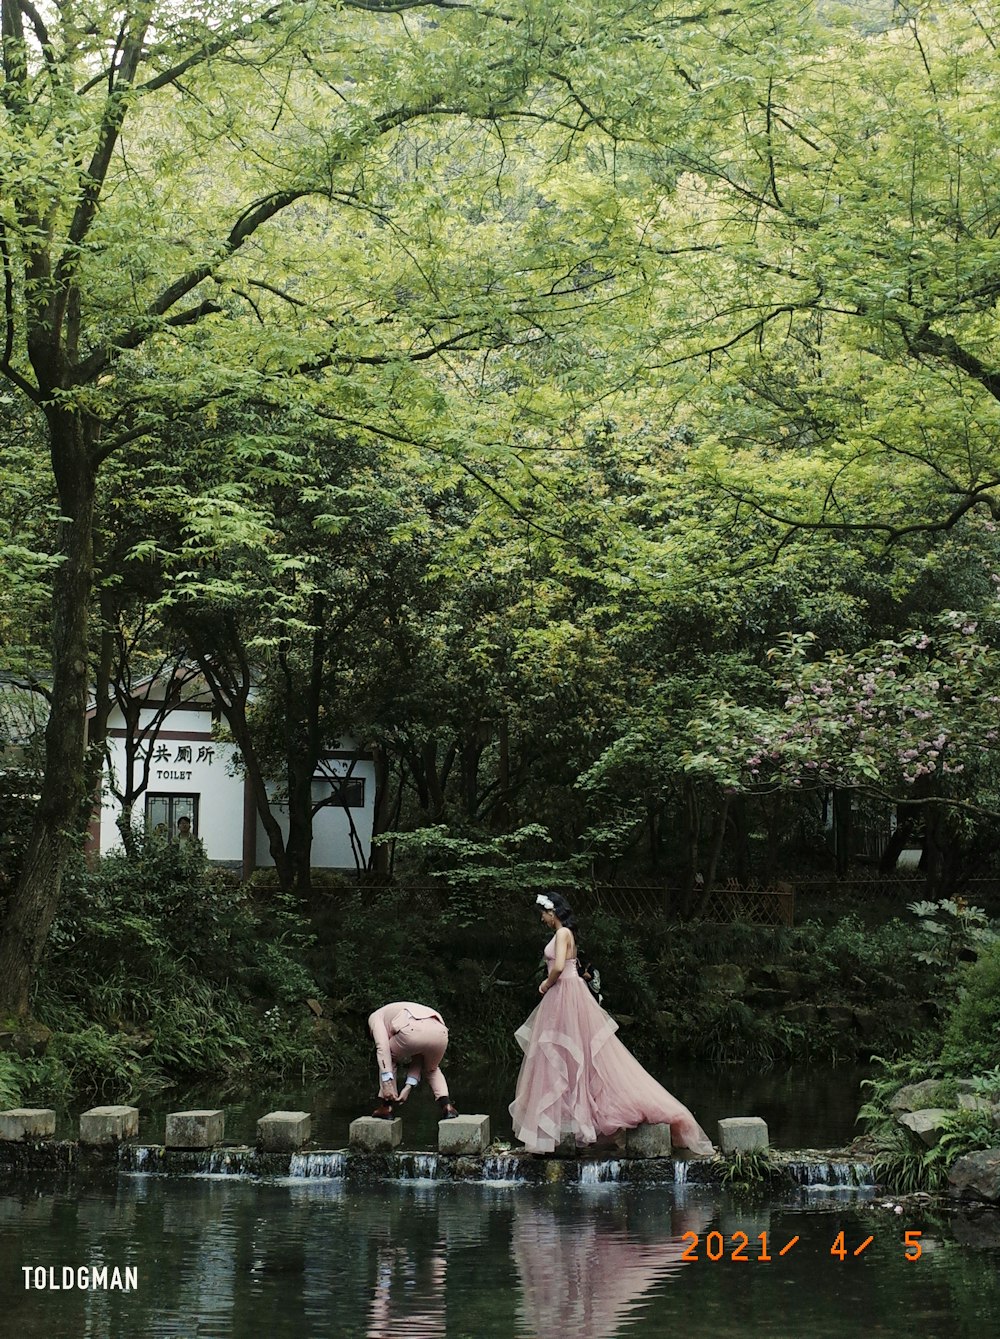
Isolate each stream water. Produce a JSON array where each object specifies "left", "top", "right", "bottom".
[
  {"left": 4, "top": 1175, "right": 998, "bottom": 1338},
  {"left": 8, "top": 1060, "right": 991, "bottom": 1336}
]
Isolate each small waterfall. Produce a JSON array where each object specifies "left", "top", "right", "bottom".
[
  {"left": 784, "top": 1159, "right": 874, "bottom": 1188},
  {"left": 118, "top": 1144, "right": 164, "bottom": 1174},
  {"left": 201, "top": 1149, "right": 261, "bottom": 1176},
  {"left": 475, "top": 1155, "right": 529, "bottom": 1182},
  {"left": 288, "top": 1151, "right": 348, "bottom": 1179},
  {"left": 578, "top": 1160, "right": 624, "bottom": 1184},
  {"left": 395, "top": 1153, "right": 443, "bottom": 1181},
  {"left": 673, "top": 1160, "right": 688, "bottom": 1185}
]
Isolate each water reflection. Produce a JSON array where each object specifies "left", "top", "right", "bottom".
[
  {"left": 5, "top": 1176, "right": 1000, "bottom": 1338},
  {"left": 512, "top": 1199, "right": 713, "bottom": 1338},
  {"left": 366, "top": 1241, "right": 446, "bottom": 1337}
]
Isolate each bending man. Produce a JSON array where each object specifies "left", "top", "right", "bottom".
[{"left": 368, "top": 1002, "right": 458, "bottom": 1120}]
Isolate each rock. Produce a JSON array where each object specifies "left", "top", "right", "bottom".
[
  {"left": 782, "top": 1004, "right": 819, "bottom": 1028},
  {"left": 305, "top": 999, "right": 324, "bottom": 1018},
  {"left": 852, "top": 1008, "right": 882, "bottom": 1040},
  {"left": 698, "top": 964, "right": 747, "bottom": 995},
  {"left": 889, "top": 1079, "right": 944, "bottom": 1113},
  {"left": 958, "top": 1094, "right": 992, "bottom": 1114},
  {"left": 742, "top": 987, "right": 792, "bottom": 1009},
  {"left": 749, "top": 967, "right": 808, "bottom": 997},
  {"left": 898, "top": 1108, "right": 950, "bottom": 1146},
  {"left": 948, "top": 1149, "right": 1000, "bottom": 1204},
  {"left": 0, "top": 1022, "right": 52, "bottom": 1057}
]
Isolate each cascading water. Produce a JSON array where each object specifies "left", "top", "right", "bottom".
[
  {"left": 783, "top": 1159, "right": 874, "bottom": 1187},
  {"left": 288, "top": 1151, "right": 348, "bottom": 1179}
]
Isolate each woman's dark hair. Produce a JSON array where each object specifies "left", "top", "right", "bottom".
[
  {"left": 545, "top": 893, "right": 601, "bottom": 994},
  {"left": 548, "top": 892, "right": 578, "bottom": 936}
]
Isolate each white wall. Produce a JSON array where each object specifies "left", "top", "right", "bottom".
[
  {"left": 255, "top": 756, "right": 377, "bottom": 873},
  {"left": 98, "top": 697, "right": 375, "bottom": 870},
  {"left": 100, "top": 704, "right": 245, "bottom": 862}
]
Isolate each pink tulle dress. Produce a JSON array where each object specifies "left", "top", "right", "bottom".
[{"left": 509, "top": 936, "right": 715, "bottom": 1156}]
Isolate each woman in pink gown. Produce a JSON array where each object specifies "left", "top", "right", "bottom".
[{"left": 509, "top": 893, "right": 714, "bottom": 1156}]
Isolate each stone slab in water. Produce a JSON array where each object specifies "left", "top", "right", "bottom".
[
  {"left": 257, "top": 1110, "right": 311, "bottom": 1152},
  {"left": 438, "top": 1114, "right": 490, "bottom": 1156},
  {"left": 79, "top": 1105, "right": 139, "bottom": 1146},
  {"left": 625, "top": 1122, "right": 672, "bottom": 1158},
  {"left": 718, "top": 1116, "right": 769, "bottom": 1153},
  {"left": 350, "top": 1117, "right": 402, "bottom": 1151},
  {"left": 164, "top": 1110, "right": 225, "bottom": 1149},
  {"left": 0, "top": 1108, "right": 56, "bottom": 1141}
]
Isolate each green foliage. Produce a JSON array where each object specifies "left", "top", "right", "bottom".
[
  {"left": 938, "top": 939, "right": 1000, "bottom": 1072},
  {"left": 28, "top": 836, "right": 327, "bottom": 1101},
  {"left": 908, "top": 899, "right": 999, "bottom": 976},
  {"left": 719, "top": 1148, "right": 778, "bottom": 1191}
]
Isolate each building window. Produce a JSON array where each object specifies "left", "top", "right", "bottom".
[
  {"left": 146, "top": 793, "right": 199, "bottom": 840},
  {"left": 313, "top": 776, "right": 365, "bottom": 809}
]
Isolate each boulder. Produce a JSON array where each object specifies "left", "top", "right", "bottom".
[
  {"left": 817, "top": 1003, "right": 855, "bottom": 1031},
  {"left": 898, "top": 1108, "right": 950, "bottom": 1147},
  {"left": 889, "top": 1080, "right": 944, "bottom": 1113},
  {"left": 0, "top": 1022, "right": 52, "bottom": 1057},
  {"left": 949, "top": 1149, "right": 1000, "bottom": 1204}
]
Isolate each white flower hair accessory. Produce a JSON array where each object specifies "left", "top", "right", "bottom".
[{"left": 535, "top": 895, "right": 554, "bottom": 910}]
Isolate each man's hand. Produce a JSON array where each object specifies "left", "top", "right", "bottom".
[
  {"left": 379, "top": 1077, "right": 399, "bottom": 1101},
  {"left": 395, "top": 1084, "right": 411, "bottom": 1104}
]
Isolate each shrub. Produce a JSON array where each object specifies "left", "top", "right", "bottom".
[{"left": 938, "top": 939, "right": 1000, "bottom": 1072}]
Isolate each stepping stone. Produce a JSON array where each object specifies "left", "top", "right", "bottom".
[
  {"left": 438, "top": 1114, "right": 491, "bottom": 1155},
  {"left": 164, "top": 1110, "right": 225, "bottom": 1149},
  {"left": 718, "top": 1116, "right": 769, "bottom": 1153},
  {"left": 257, "top": 1110, "right": 311, "bottom": 1152},
  {"left": 79, "top": 1105, "right": 139, "bottom": 1146},
  {"left": 0, "top": 1108, "right": 56, "bottom": 1141},
  {"left": 349, "top": 1117, "right": 402, "bottom": 1151},
  {"left": 625, "top": 1122, "right": 672, "bottom": 1158}
]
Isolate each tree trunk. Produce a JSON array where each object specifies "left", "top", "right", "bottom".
[
  {"left": 367, "top": 745, "right": 390, "bottom": 874},
  {"left": 731, "top": 796, "right": 752, "bottom": 884},
  {"left": 0, "top": 412, "right": 96, "bottom": 1016},
  {"left": 832, "top": 789, "right": 853, "bottom": 877}
]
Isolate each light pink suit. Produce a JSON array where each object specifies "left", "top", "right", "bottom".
[{"left": 368, "top": 1002, "right": 450, "bottom": 1098}]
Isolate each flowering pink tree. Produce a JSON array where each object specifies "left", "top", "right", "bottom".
[{"left": 681, "top": 613, "right": 1000, "bottom": 888}]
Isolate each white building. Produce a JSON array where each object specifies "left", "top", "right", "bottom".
[{"left": 89, "top": 674, "right": 376, "bottom": 876}]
